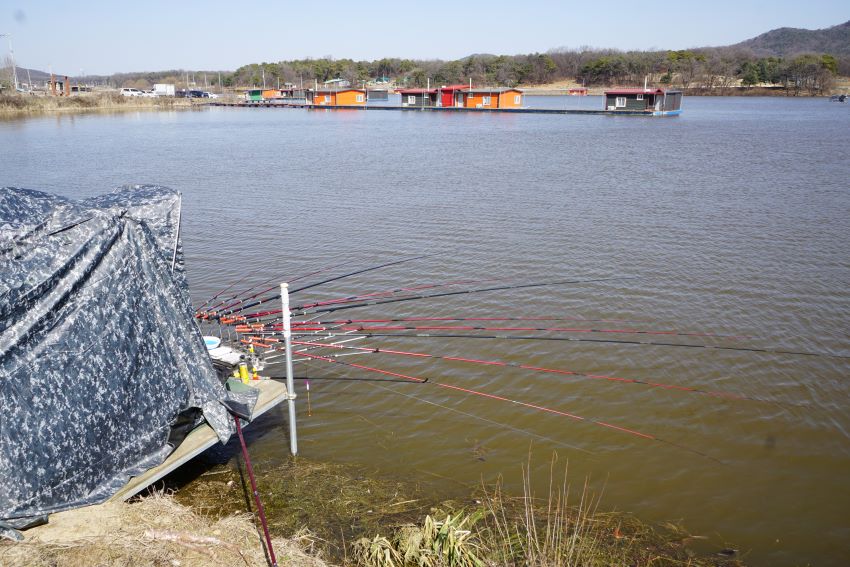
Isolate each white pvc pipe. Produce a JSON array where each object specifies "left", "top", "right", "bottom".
[{"left": 281, "top": 283, "right": 298, "bottom": 455}]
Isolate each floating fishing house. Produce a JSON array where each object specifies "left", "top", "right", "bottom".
[
  {"left": 244, "top": 88, "right": 282, "bottom": 102},
  {"left": 460, "top": 88, "right": 524, "bottom": 109},
  {"left": 604, "top": 88, "right": 682, "bottom": 115},
  {"left": 308, "top": 88, "right": 367, "bottom": 106},
  {"left": 436, "top": 84, "right": 470, "bottom": 107},
  {"left": 398, "top": 88, "right": 437, "bottom": 107},
  {"left": 367, "top": 89, "right": 390, "bottom": 102}
]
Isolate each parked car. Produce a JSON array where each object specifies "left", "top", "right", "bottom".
[
  {"left": 205, "top": 92, "right": 219, "bottom": 99},
  {"left": 119, "top": 88, "right": 144, "bottom": 97},
  {"left": 142, "top": 90, "right": 157, "bottom": 98}
]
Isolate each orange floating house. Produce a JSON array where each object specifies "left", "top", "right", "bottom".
[
  {"left": 309, "top": 88, "right": 367, "bottom": 106},
  {"left": 459, "top": 88, "right": 523, "bottom": 109}
]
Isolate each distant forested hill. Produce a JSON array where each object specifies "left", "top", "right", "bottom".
[{"left": 730, "top": 20, "right": 850, "bottom": 57}]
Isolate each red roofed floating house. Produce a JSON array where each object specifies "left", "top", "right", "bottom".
[
  {"left": 437, "top": 84, "right": 470, "bottom": 108},
  {"left": 604, "top": 88, "right": 682, "bottom": 115},
  {"left": 396, "top": 85, "right": 524, "bottom": 109}
]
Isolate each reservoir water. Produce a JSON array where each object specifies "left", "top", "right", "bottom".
[{"left": 2, "top": 96, "right": 849, "bottom": 566}]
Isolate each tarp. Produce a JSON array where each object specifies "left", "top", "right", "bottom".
[{"left": 0, "top": 185, "right": 256, "bottom": 535}]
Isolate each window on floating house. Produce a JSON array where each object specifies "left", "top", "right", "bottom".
[
  {"left": 408, "top": 95, "right": 416, "bottom": 104},
  {"left": 636, "top": 94, "right": 644, "bottom": 100},
  {"left": 324, "top": 95, "right": 331, "bottom": 103},
  {"left": 615, "top": 97, "right": 626, "bottom": 108},
  {"left": 356, "top": 94, "right": 364, "bottom": 102},
  {"left": 514, "top": 95, "right": 521, "bottom": 104},
  {"left": 482, "top": 96, "right": 491, "bottom": 105}
]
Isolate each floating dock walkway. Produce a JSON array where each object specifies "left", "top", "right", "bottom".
[
  {"left": 208, "top": 102, "right": 673, "bottom": 116},
  {"left": 109, "top": 379, "right": 288, "bottom": 502}
]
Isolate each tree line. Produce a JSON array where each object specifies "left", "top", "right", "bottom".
[
  {"left": 91, "top": 47, "right": 846, "bottom": 96},
  {"left": 220, "top": 48, "right": 848, "bottom": 95}
]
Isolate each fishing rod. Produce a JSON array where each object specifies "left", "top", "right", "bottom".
[
  {"left": 284, "top": 324, "right": 742, "bottom": 340},
  {"left": 218, "top": 254, "right": 431, "bottom": 317},
  {"left": 291, "top": 339, "right": 763, "bottom": 403},
  {"left": 210, "top": 259, "right": 352, "bottom": 314},
  {"left": 307, "top": 315, "right": 653, "bottom": 325},
  {"left": 246, "top": 275, "right": 638, "bottom": 323},
  {"left": 294, "top": 348, "right": 722, "bottom": 462},
  {"left": 284, "top": 331, "right": 850, "bottom": 361},
  {"left": 194, "top": 274, "right": 251, "bottom": 311},
  {"left": 227, "top": 313, "right": 667, "bottom": 336},
  {"left": 236, "top": 278, "right": 508, "bottom": 322},
  {"left": 291, "top": 278, "right": 508, "bottom": 311}
]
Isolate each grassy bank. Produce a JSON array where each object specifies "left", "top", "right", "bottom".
[
  {"left": 0, "top": 93, "right": 199, "bottom": 118},
  {"left": 1, "top": 456, "right": 744, "bottom": 566},
  {"left": 171, "top": 455, "right": 743, "bottom": 566}
]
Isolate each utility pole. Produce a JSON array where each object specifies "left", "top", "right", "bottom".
[{"left": 0, "top": 33, "right": 19, "bottom": 91}]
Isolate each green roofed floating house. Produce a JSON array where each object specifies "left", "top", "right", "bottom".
[{"left": 604, "top": 88, "right": 683, "bottom": 116}]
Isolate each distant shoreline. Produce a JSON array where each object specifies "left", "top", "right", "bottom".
[
  {"left": 0, "top": 94, "right": 199, "bottom": 118},
  {"left": 3, "top": 85, "right": 846, "bottom": 120}
]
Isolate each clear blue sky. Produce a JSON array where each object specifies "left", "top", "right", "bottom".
[{"left": 1, "top": 0, "right": 847, "bottom": 75}]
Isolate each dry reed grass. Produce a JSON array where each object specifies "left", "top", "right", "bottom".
[
  {"left": 0, "top": 93, "right": 195, "bottom": 117},
  {"left": 475, "top": 453, "right": 743, "bottom": 567}
]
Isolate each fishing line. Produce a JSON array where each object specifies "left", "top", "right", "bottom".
[
  {"left": 294, "top": 348, "right": 722, "bottom": 462},
  {"left": 290, "top": 339, "right": 769, "bottom": 403},
  {"left": 367, "top": 380, "right": 595, "bottom": 455}
]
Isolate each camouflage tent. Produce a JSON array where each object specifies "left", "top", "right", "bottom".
[{"left": 0, "top": 185, "right": 254, "bottom": 537}]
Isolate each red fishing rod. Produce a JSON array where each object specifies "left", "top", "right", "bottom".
[
  {"left": 245, "top": 275, "right": 637, "bottom": 324},
  {"left": 194, "top": 274, "right": 251, "bottom": 312},
  {"left": 287, "top": 323, "right": 743, "bottom": 340},
  {"left": 291, "top": 339, "right": 761, "bottom": 402},
  {"left": 225, "top": 314, "right": 660, "bottom": 335},
  {"left": 210, "top": 259, "right": 352, "bottom": 315},
  {"left": 217, "top": 254, "right": 431, "bottom": 317},
  {"left": 294, "top": 349, "right": 721, "bottom": 462},
  {"left": 293, "top": 278, "right": 501, "bottom": 310},
  {"left": 284, "top": 331, "right": 850, "bottom": 361},
  {"left": 238, "top": 278, "right": 506, "bottom": 321},
  {"left": 311, "top": 315, "right": 652, "bottom": 324},
  {"left": 233, "top": 415, "right": 278, "bottom": 567}
]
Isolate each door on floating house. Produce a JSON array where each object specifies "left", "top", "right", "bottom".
[{"left": 457, "top": 93, "right": 464, "bottom": 107}]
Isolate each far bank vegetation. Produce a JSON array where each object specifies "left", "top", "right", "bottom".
[
  {"left": 4, "top": 49, "right": 844, "bottom": 99},
  {"left": 225, "top": 49, "right": 843, "bottom": 95}
]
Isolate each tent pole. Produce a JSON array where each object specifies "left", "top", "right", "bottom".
[{"left": 281, "top": 283, "right": 298, "bottom": 455}]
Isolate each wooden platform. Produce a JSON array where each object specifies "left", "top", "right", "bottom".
[{"left": 109, "top": 380, "right": 288, "bottom": 502}]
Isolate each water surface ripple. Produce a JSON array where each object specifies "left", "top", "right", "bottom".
[{"left": 2, "top": 96, "right": 849, "bottom": 566}]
